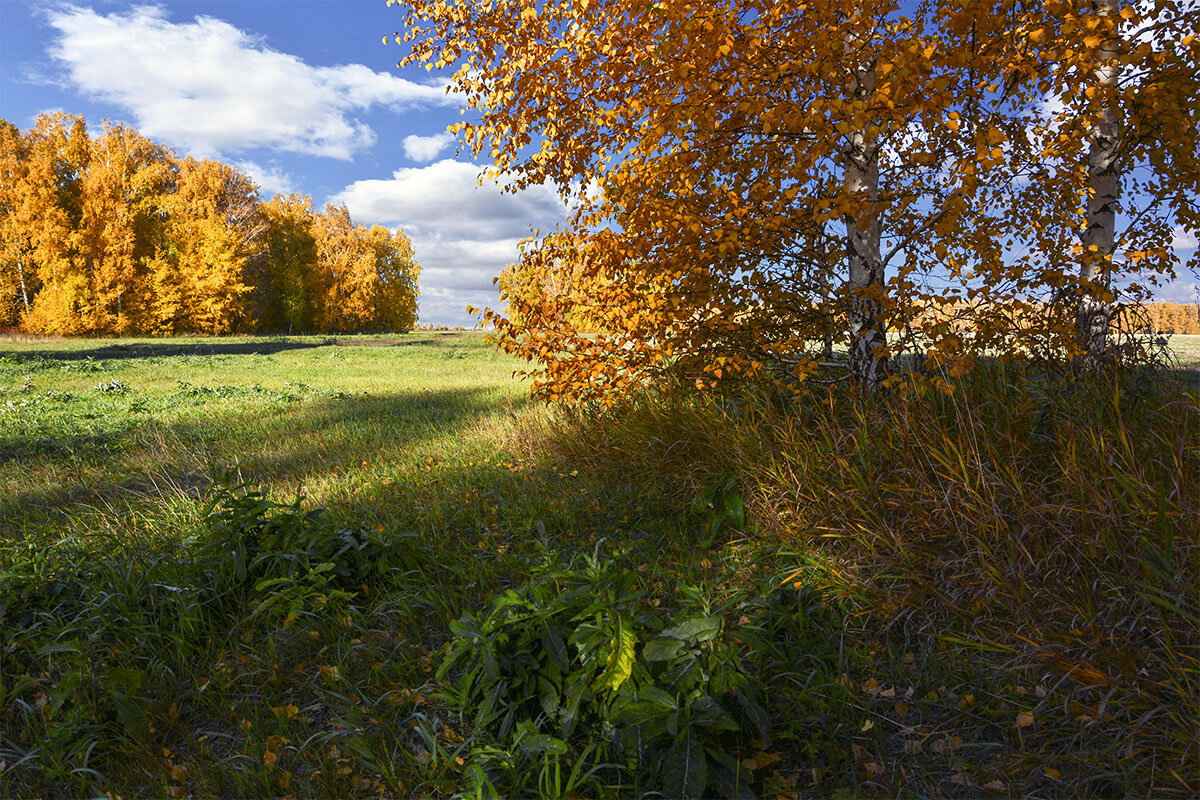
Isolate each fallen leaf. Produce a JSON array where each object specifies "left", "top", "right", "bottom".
[
  {"left": 984, "top": 779, "right": 1006, "bottom": 791},
  {"left": 894, "top": 702, "right": 909, "bottom": 716},
  {"left": 1042, "top": 765, "right": 1062, "bottom": 780},
  {"left": 263, "top": 750, "right": 278, "bottom": 769},
  {"left": 1015, "top": 711, "right": 1035, "bottom": 728},
  {"left": 742, "top": 751, "right": 782, "bottom": 771},
  {"left": 271, "top": 704, "right": 299, "bottom": 721},
  {"left": 863, "top": 761, "right": 886, "bottom": 778}
]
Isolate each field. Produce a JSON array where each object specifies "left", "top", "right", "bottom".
[{"left": 1, "top": 333, "right": 1197, "bottom": 798}]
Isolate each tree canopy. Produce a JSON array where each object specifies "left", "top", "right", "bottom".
[
  {"left": 394, "top": 0, "right": 1198, "bottom": 398},
  {"left": 0, "top": 113, "right": 421, "bottom": 335}
]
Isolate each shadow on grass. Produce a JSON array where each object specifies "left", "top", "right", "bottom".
[
  {"left": 0, "top": 339, "right": 332, "bottom": 362},
  {"left": 0, "top": 386, "right": 523, "bottom": 534},
  {"left": 0, "top": 333, "right": 481, "bottom": 364}
]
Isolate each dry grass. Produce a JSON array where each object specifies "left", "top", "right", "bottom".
[{"left": 542, "top": 367, "right": 1199, "bottom": 795}]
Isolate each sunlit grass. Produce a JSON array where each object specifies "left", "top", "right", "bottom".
[{"left": 1, "top": 333, "right": 523, "bottom": 538}]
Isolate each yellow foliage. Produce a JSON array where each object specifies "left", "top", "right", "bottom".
[
  {"left": 396, "top": 0, "right": 1198, "bottom": 399},
  {"left": 0, "top": 114, "right": 420, "bottom": 335}
]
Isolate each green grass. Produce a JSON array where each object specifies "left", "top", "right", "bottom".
[
  {"left": 1168, "top": 333, "right": 1200, "bottom": 385},
  {"left": 1, "top": 333, "right": 524, "bottom": 538},
  {"left": 1, "top": 333, "right": 1196, "bottom": 798},
  {"left": 0, "top": 333, "right": 717, "bottom": 797}
]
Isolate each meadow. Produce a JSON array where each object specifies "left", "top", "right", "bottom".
[{"left": 1, "top": 333, "right": 1196, "bottom": 798}]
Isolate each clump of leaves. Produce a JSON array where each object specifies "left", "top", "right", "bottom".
[
  {"left": 691, "top": 473, "right": 746, "bottom": 549},
  {"left": 437, "top": 541, "right": 768, "bottom": 799},
  {"left": 201, "top": 478, "right": 422, "bottom": 624}
]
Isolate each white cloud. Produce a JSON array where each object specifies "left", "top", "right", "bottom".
[
  {"left": 1172, "top": 226, "right": 1198, "bottom": 252},
  {"left": 233, "top": 160, "right": 297, "bottom": 197},
  {"left": 403, "top": 132, "right": 456, "bottom": 162},
  {"left": 45, "top": 4, "right": 459, "bottom": 160},
  {"left": 334, "top": 159, "right": 566, "bottom": 241},
  {"left": 1152, "top": 278, "right": 1199, "bottom": 303},
  {"left": 334, "top": 160, "right": 569, "bottom": 324}
]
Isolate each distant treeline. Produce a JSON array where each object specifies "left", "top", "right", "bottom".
[
  {"left": 1132, "top": 302, "right": 1200, "bottom": 335},
  {"left": 0, "top": 113, "right": 419, "bottom": 335}
]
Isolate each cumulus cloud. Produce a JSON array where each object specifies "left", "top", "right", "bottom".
[
  {"left": 1172, "top": 226, "right": 1198, "bottom": 253},
  {"left": 334, "top": 160, "right": 566, "bottom": 241},
  {"left": 334, "top": 160, "right": 570, "bottom": 323},
  {"left": 233, "top": 160, "right": 297, "bottom": 197},
  {"left": 403, "top": 132, "right": 456, "bottom": 162},
  {"left": 45, "top": 4, "right": 458, "bottom": 160}
]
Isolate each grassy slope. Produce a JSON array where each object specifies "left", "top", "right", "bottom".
[
  {"left": 1, "top": 333, "right": 1196, "bottom": 798},
  {"left": 0, "top": 333, "right": 704, "bottom": 797}
]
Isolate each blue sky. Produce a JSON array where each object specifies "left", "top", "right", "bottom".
[{"left": 0, "top": 0, "right": 567, "bottom": 324}]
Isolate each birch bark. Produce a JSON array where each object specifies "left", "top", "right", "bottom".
[
  {"left": 844, "top": 29, "right": 887, "bottom": 385},
  {"left": 1077, "top": 0, "right": 1120, "bottom": 366}
]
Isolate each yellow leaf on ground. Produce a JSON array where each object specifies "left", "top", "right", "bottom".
[{"left": 270, "top": 704, "right": 299, "bottom": 720}]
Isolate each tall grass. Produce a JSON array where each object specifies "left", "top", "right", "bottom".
[{"left": 541, "top": 367, "right": 1199, "bottom": 794}]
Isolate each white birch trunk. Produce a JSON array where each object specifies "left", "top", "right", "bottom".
[
  {"left": 16, "top": 255, "right": 30, "bottom": 316},
  {"left": 1078, "top": 0, "right": 1120, "bottom": 365},
  {"left": 845, "top": 30, "right": 886, "bottom": 385}
]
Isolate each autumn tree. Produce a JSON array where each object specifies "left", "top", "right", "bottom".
[
  {"left": 396, "top": 0, "right": 1051, "bottom": 398},
  {"left": 0, "top": 121, "right": 35, "bottom": 326},
  {"left": 159, "top": 158, "right": 265, "bottom": 334},
  {"left": 2, "top": 114, "right": 421, "bottom": 336},
  {"left": 311, "top": 203, "right": 419, "bottom": 333},
  {"left": 31, "top": 122, "right": 178, "bottom": 334},
  {"left": 370, "top": 223, "right": 421, "bottom": 332},
  {"left": 261, "top": 193, "right": 319, "bottom": 333},
  {"left": 0, "top": 114, "right": 89, "bottom": 330},
  {"left": 991, "top": 0, "right": 1200, "bottom": 365}
]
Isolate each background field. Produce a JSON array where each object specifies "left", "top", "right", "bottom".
[
  {"left": 1, "top": 333, "right": 1196, "bottom": 798},
  {"left": 2, "top": 333, "right": 528, "bottom": 543}
]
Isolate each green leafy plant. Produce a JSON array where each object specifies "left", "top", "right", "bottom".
[
  {"left": 437, "top": 541, "right": 767, "bottom": 799},
  {"left": 200, "top": 478, "right": 421, "bottom": 623},
  {"left": 690, "top": 473, "right": 746, "bottom": 549}
]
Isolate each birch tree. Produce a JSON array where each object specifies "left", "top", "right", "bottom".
[{"left": 396, "top": 0, "right": 1034, "bottom": 398}]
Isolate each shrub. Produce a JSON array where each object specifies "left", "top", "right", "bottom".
[{"left": 436, "top": 542, "right": 769, "bottom": 799}]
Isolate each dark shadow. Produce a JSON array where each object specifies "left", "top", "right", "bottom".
[
  {"left": 0, "top": 333, "right": 481, "bottom": 362},
  {"left": 0, "top": 339, "right": 329, "bottom": 362}
]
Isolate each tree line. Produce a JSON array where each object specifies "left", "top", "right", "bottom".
[
  {"left": 0, "top": 113, "right": 419, "bottom": 336},
  {"left": 397, "top": 0, "right": 1198, "bottom": 398},
  {"left": 1132, "top": 302, "right": 1200, "bottom": 335}
]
